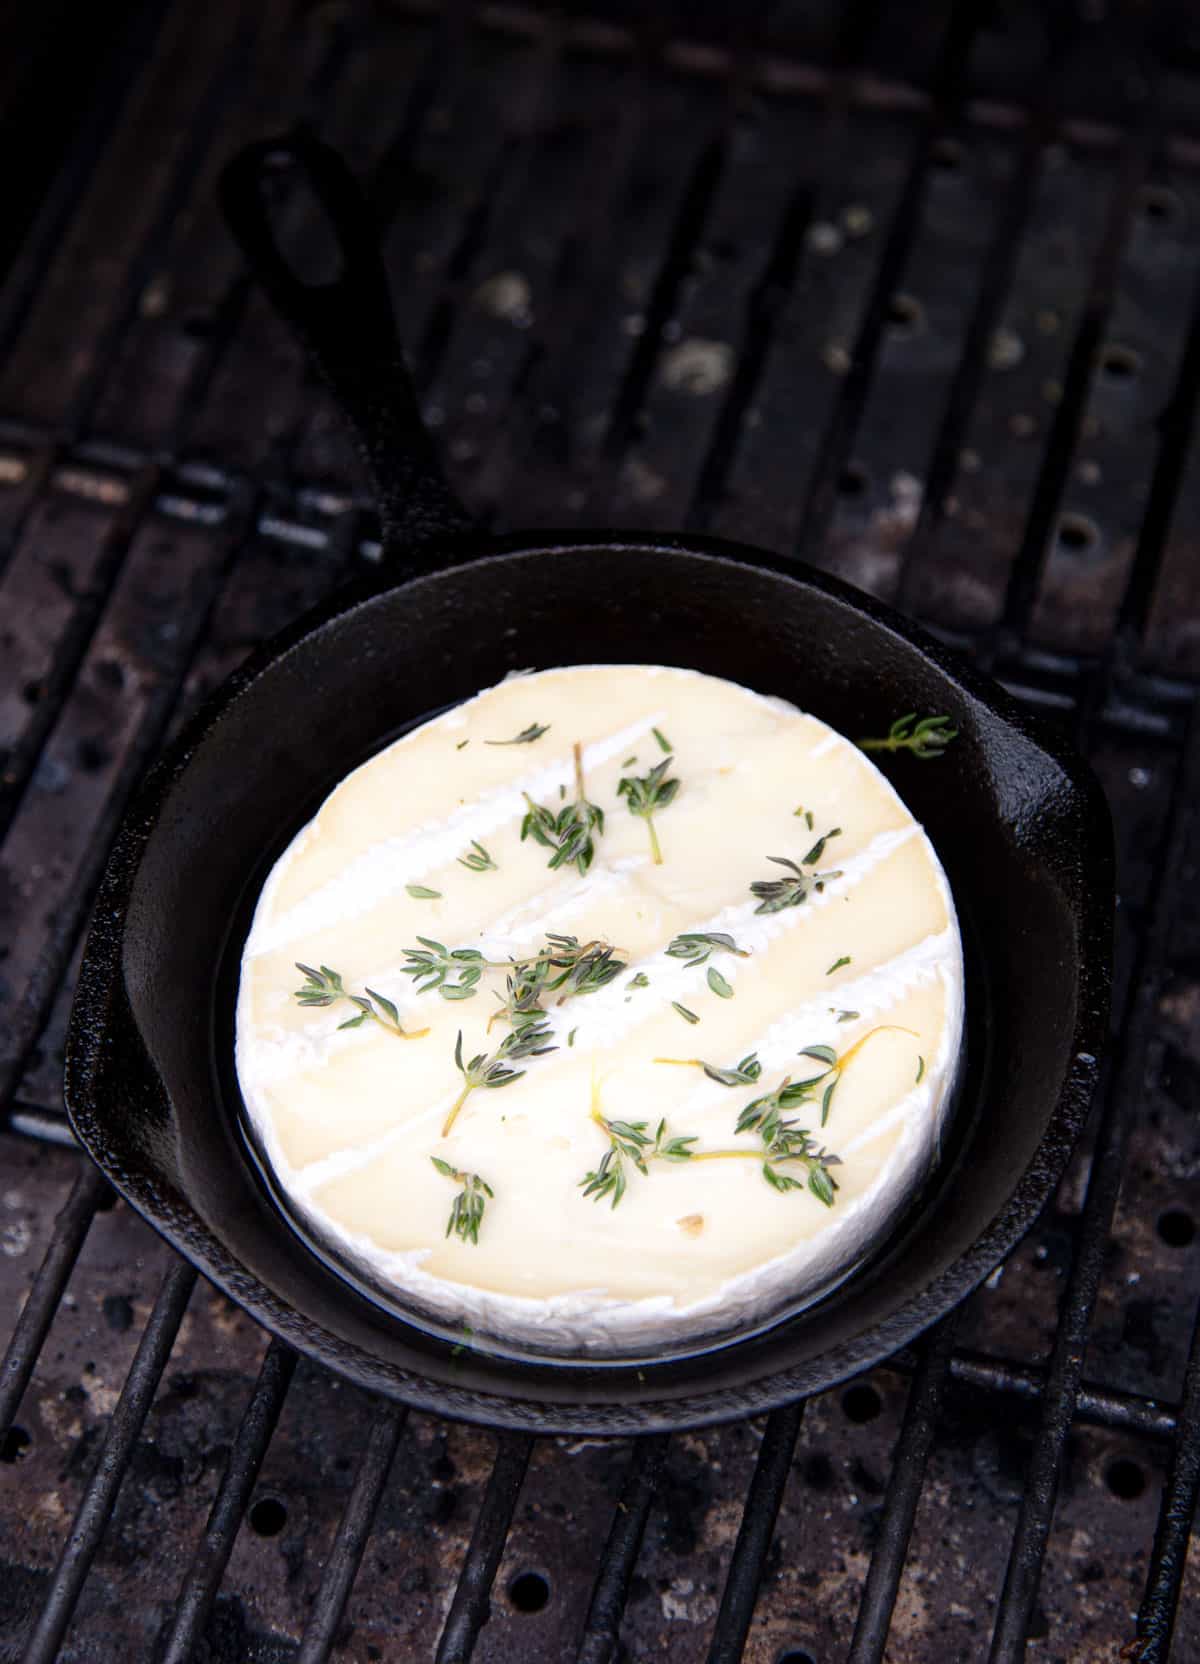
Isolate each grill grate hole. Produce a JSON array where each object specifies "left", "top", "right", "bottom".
[
  {"left": 1056, "top": 513, "right": 1099, "bottom": 554},
  {"left": 1099, "top": 344, "right": 1142, "bottom": 380},
  {"left": 248, "top": 1496, "right": 288, "bottom": 1536},
  {"left": 841, "top": 1383, "right": 882, "bottom": 1423},
  {"left": 508, "top": 1570, "right": 550, "bottom": 1613},
  {"left": 0, "top": 1426, "right": 31, "bottom": 1463},
  {"left": 1104, "top": 1458, "right": 1146, "bottom": 1500},
  {"left": 1157, "top": 1209, "right": 1195, "bottom": 1247},
  {"left": 886, "top": 293, "right": 924, "bottom": 336}
]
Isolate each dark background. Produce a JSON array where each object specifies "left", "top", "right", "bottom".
[{"left": 2, "top": 2, "right": 1200, "bottom": 1661}]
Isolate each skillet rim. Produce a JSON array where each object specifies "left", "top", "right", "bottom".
[{"left": 64, "top": 529, "right": 1113, "bottom": 1432}]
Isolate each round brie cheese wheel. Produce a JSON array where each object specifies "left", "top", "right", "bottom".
[{"left": 236, "top": 665, "right": 963, "bottom": 1354}]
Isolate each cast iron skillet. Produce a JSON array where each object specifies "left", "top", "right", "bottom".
[{"left": 64, "top": 135, "right": 1113, "bottom": 1434}]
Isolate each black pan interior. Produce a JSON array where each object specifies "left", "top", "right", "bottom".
[{"left": 67, "top": 536, "right": 1110, "bottom": 1430}]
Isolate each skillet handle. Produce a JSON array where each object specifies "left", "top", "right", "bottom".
[{"left": 220, "top": 131, "right": 475, "bottom": 557}]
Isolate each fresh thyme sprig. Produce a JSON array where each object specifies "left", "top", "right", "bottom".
[
  {"left": 734, "top": 1078, "right": 842, "bottom": 1205},
  {"left": 399, "top": 938, "right": 487, "bottom": 1000},
  {"left": 485, "top": 722, "right": 550, "bottom": 746},
  {"left": 781, "top": 1025, "right": 922, "bottom": 1127},
  {"left": 617, "top": 756, "right": 680, "bottom": 865},
  {"left": 457, "top": 840, "right": 497, "bottom": 872},
  {"left": 292, "top": 964, "right": 428, "bottom": 1039},
  {"left": 665, "top": 931, "right": 750, "bottom": 968},
  {"left": 431, "top": 1158, "right": 493, "bottom": 1246},
  {"left": 488, "top": 935, "right": 625, "bottom": 1032},
  {"left": 580, "top": 1115, "right": 697, "bottom": 1208},
  {"left": 654, "top": 1052, "right": 763, "bottom": 1086},
  {"left": 522, "top": 741, "right": 605, "bottom": 874},
  {"left": 749, "top": 855, "right": 843, "bottom": 915},
  {"left": 860, "top": 713, "right": 958, "bottom": 759},
  {"left": 443, "top": 1024, "right": 557, "bottom": 1136}
]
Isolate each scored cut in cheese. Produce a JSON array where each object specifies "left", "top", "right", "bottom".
[{"left": 236, "top": 665, "right": 964, "bottom": 1353}]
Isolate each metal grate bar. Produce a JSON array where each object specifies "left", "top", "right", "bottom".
[
  {"left": 598, "top": 132, "right": 728, "bottom": 469},
  {"left": 705, "top": 1400, "right": 805, "bottom": 1664},
  {"left": 22, "top": 1257, "right": 197, "bottom": 1664},
  {"left": 795, "top": 0, "right": 979, "bottom": 564},
  {"left": 937, "top": 1350, "right": 1180, "bottom": 1443},
  {"left": 576, "top": 1432, "right": 670, "bottom": 1664},
  {"left": 0, "top": 0, "right": 171, "bottom": 370},
  {"left": 995, "top": 115, "right": 1155, "bottom": 646},
  {"left": 1115, "top": 252, "right": 1200, "bottom": 650},
  {"left": 296, "top": 1400, "right": 408, "bottom": 1664},
  {"left": 1132, "top": 1295, "right": 1200, "bottom": 1661},
  {"left": 0, "top": 1162, "right": 108, "bottom": 1433},
  {"left": 849, "top": 1316, "right": 960, "bottom": 1662},
  {"left": 988, "top": 692, "right": 1200, "bottom": 1661},
  {"left": 894, "top": 25, "right": 1066, "bottom": 613},
  {"left": 160, "top": 1338, "right": 297, "bottom": 1664},
  {"left": 435, "top": 1431, "right": 534, "bottom": 1664}
]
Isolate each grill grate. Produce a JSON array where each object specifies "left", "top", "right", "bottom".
[{"left": 2, "top": 2, "right": 1200, "bottom": 1659}]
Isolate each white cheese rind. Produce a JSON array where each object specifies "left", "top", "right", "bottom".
[{"left": 236, "top": 665, "right": 964, "bottom": 1354}]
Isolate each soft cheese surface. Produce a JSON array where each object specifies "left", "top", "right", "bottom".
[{"left": 236, "top": 666, "right": 963, "bottom": 1352}]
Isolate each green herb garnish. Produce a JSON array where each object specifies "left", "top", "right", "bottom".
[
  {"left": 860, "top": 713, "right": 958, "bottom": 759},
  {"left": 734, "top": 1078, "right": 843, "bottom": 1205},
  {"left": 486, "top": 722, "right": 550, "bottom": 746},
  {"left": 483, "top": 936, "right": 624, "bottom": 1040},
  {"left": 666, "top": 932, "right": 750, "bottom": 968},
  {"left": 707, "top": 967, "right": 733, "bottom": 999},
  {"left": 836, "top": 1009, "right": 860, "bottom": 1023},
  {"left": 617, "top": 756, "right": 679, "bottom": 865},
  {"left": 431, "top": 1158, "right": 493, "bottom": 1246},
  {"left": 750, "top": 856, "right": 842, "bottom": 915},
  {"left": 580, "top": 1115, "right": 696, "bottom": 1208},
  {"left": 292, "top": 964, "right": 428, "bottom": 1039},
  {"left": 457, "top": 840, "right": 497, "bottom": 873},
  {"left": 629, "top": 972, "right": 650, "bottom": 989},
  {"left": 399, "top": 938, "right": 486, "bottom": 1001},
  {"left": 654, "top": 1052, "right": 762, "bottom": 1087},
  {"left": 522, "top": 741, "right": 604, "bottom": 875},
  {"left": 916, "top": 1055, "right": 926, "bottom": 1084},
  {"left": 827, "top": 956, "right": 851, "bottom": 974},
  {"left": 651, "top": 726, "right": 672, "bottom": 754},
  {"left": 671, "top": 1001, "right": 700, "bottom": 1024},
  {"left": 406, "top": 884, "right": 442, "bottom": 900},
  {"left": 443, "top": 1024, "right": 556, "bottom": 1136},
  {"left": 802, "top": 827, "right": 841, "bottom": 865}
]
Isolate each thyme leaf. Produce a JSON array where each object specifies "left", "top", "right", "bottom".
[
  {"left": 617, "top": 757, "right": 679, "bottom": 865},
  {"left": 443, "top": 1023, "right": 557, "bottom": 1136},
  {"left": 860, "top": 713, "right": 958, "bottom": 760},
  {"left": 398, "top": 938, "right": 486, "bottom": 1000},
  {"left": 666, "top": 931, "right": 750, "bottom": 967},
  {"left": 406, "top": 884, "right": 442, "bottom": 900},
  {"left": 580, "top": 1115, "right": 696, "bottom": 1208},
  {"left": 431, "top": 1157, "right": 493, "bottom": 1246},
  {"left": 671, "top": 1001, "right": 700, "bottom": 1024},
  {"left": 733, "top": 1077, "right": 843, "bottom": 1205},
  {"left": 750, "top": 856, "right": 843, "bottom": 915},
  {"left": 651, "top": 726, "right": 672, "bottom": 754},
  {"left": 827, "top": 955, "right": 851, "bottom": 974},
  {"left": 485, "top": 722, "right": 550, "bottom": 746},
  {"left": 292, "top": 963, "right": 428, "bottom": 1039},
  {"left": 707, "top": 967, "right": 734, "bottom": 999},
  {"left": 521, "top": 742, "right": 604, "bottom": 874},
  {"left": 801, "top": 827, "right": 842, "bottom": 865},
  {"left": 654, "top": 1052, "right": 762, "bottom": 1087},
  {"left": 457, "top": 840, "right": 497, "bottom": 873}
]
